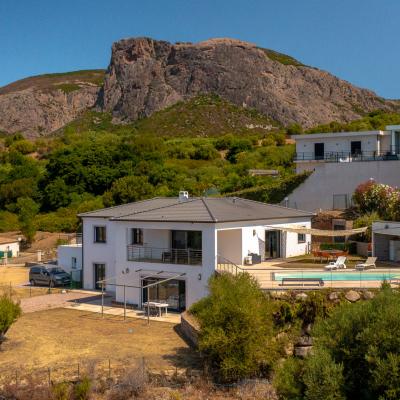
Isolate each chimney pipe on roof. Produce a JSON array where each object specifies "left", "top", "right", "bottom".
[{"left": 179, "top": 191, "right": 189, "bottom": 202}]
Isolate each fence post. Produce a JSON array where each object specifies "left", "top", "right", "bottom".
[
  {"left": 15, "top": 370, "right": 18, "bottom": 387},
  {"left": 78, "top": 363, "right": 80, "bottom": 379},
  {"left": 108, "top": 358, "right": 111, "bottom": 380},
  {"left": 124, "top": 285, "right": 126, "bottom": 321},
  {"left": 101, "top": 282, "right": 104, "bottom": 318},
  {"left": 48, "top": 367, "right": 51, "bottom": 386}
]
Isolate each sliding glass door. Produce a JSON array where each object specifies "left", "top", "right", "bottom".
[{"left": 142, "top": 278, "right": 186, "bottom": 311}]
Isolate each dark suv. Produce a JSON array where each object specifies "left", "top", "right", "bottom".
[{"left": 29, "top": 265, "right": 71, "bottom": 287}]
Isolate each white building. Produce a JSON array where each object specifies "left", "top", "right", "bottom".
[
  {"left": 0, "top": 237, "right": 20, "bottom": 259},
  {"left": 78, "top": 195, "right": 313, "bottom": 311},
  {"left": 57, "top": 244, "right": 82, "bottom": 274},
  {"left": 287, "top": 125, "right": 400, "bottom": 211},
  {"left": 372, "top": 221, "right": 400, "bottom": 262}
]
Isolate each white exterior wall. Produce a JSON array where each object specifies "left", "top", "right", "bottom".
[
  {"left": 81, "top": 215, "right": 311, "bottom": 307},
  {"left": 288, "top": 160, "right": 400, "bottom": 212},
  {"left": 57, "top": 245, "right": 82, "bottom": 274},
  {"left": 0, "top": 242, "right": 19, "bottom": 257},
  {"left": 113, "top": 221, "right": 217, "bottom": 309},
  {"left": 294, "top": 131, "right": 385, "bottom": 156},
  {"left": 82, "top": 217, "right": 117, "bottom": 292},
  {"left": 217, "top": 229, "right": 242, "bottom": 265},
  {"left": 216, "top": 218, "right": 312, "bottom": 263}
]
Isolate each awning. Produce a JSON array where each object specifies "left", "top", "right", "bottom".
[
  {"left": 373, "top": 228, "right": 400, "bottom": 236},
  {"left": 269, "top": 225, "right": 368, "bottom": 237}
]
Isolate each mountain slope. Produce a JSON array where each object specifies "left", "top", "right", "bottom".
[
  {"left": 100, "top": 37, "right": 397, "bottom": 128},
  {"left": 0, "top": 37, "right": 399, "bottom": 138},
  {"left": 57, "top": 94, "right": 279, "bottom": 138},
  {"left": 0, "top": 70, "right": 105, "bottom": 137}
]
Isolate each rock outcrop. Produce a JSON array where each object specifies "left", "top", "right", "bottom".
[
  {"left": 99, "top": 37, "right": 396, "bottom": 127},
  {"left": 0, "top": 70, "right": 104, "bottom": 137},
  {"left": 0, "top": 37, "right": 398, "bottom": 137}
]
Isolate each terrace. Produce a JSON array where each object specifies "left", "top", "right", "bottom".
[{"left": 294, "top": 149, "right": 400, "bottom": 163}]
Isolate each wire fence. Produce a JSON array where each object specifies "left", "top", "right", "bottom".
[
  {"left": 0, "top": 282, "right": 68, "bottom": 301},
  {"left": 0, "top": 356, "right": 200, "bottom": 389}
]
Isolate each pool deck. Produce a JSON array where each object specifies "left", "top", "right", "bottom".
[{"left": 240, "top": 264, "right": 400, "bottom": 290}]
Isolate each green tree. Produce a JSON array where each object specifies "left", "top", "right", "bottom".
[
  {"left": 0, "top": 295, "right": 21, "bottom": 345},
  {"left": 16, "top": 197, "right": 39, "bottom": 244},
  {"left": 190, "top": 273, "right": 279, "bottom": 382},
  {"left": 103, "top": 175, "right": 154, "bottom": 206}
]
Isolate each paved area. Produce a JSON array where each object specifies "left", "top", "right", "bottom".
[
  {"left": 20, "top": 291, "right": 102, "bottom": 313},
  {"left": 65, "top": 301, "right": 181, "bottom": 324}
]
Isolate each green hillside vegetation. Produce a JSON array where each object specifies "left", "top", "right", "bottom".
[
  {"left": 60, "top": 94, "right": 280, "bottom": 138},
  {"left": 305, "top": 110, "right": 400, "bottom": 134},
  {"left": 260, "top": 48, "right": 306, "bottom": 67},
  {"left": 134, "top": 94, "right": 279, "bottom": 137},
  {"left": 0, "top": 69, "right": 105, "bottom": 95},
  {"left": 0, "top": 95, "right": 301, "bottom": 237}
]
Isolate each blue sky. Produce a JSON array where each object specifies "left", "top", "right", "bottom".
[{"left": 1, "top": 0, "right": 399, "bottom": 98}]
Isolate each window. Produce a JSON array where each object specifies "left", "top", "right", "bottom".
[
  {"left": 298, "top": 233, "right": 306, "bottom": 244},
  {"left": 71, "top": 257, "right": 77, "bottom": 269},
  {"left": 131, "top": 228, "right": 143, "bottom": 245},
  {"left": 94, "top": 226, "right": 106, "bottom": 243},
  {"left": 171, "top": 230, "right": 202, "bottom": 250}
]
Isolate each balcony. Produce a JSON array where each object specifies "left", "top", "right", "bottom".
[
  {"left": 127, "top": 245, "right": 202, "bottom": 266},
  {"left": 294, "top": 149, "right": 400, "bottom": 163}
]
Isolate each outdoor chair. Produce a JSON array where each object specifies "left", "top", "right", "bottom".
[
  {"left": 355, "top": 257, "right": 377, "bottom": 271},
  {"left": 324, "top": 256, "right": 347, "bottom": 271}
]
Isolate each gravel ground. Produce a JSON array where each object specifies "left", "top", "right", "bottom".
[{"left": 19, "top": 291, "right": 102, "bottom": 313}]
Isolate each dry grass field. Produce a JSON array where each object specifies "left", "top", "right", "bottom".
[
  {"left": 0, "top": 308, "right": 198, "bottom": 374},
  {"left": 0, "top": 266, "right": 64, "bottom": 299},
  {"left": 0, "top": 265, "right": 29, "bottom": 285}
]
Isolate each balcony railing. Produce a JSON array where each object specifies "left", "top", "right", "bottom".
[
  {"left": 294, "top": 149, "right": 400, "bottom": 163},
  {"left": 127, "top": 245, "right": 202, "bottom": 266}
]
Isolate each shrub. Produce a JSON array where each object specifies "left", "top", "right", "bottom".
[
  {"left": 52, "top": 381, "right": 71, "bottom": 400},
  {"left": 190, "top": 273, "right": 279, "bottom": 382},
  {"left": 310, "top": 286, "right": 400, "bottom": 400},
  {"left": 319, "top": 243, "right": 349, "bottom": 251},
  {"left": 273, "top": 357, "right": 305, "bottom": 400},
  {"left": 0, "top": 295, "right": 21, "bottom": 345},
  {"left": 73, "top": 376, "right": 92, "bottom": 400},
  {"left": 303, "top": 349, "right": 345, "bottom": 400},
  {"left": 353, "top": 212, "right": 380, "bottom": 242}
]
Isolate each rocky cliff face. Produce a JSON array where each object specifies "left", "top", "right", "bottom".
[
  {"left": 0, "top": 70, "right": 104, "bottom": 137},
  {"left": 99, "top": 37, "right": 396, "bottom": 128},
  {"left": 0, "top": 38, "right": 397, "bottom": 137}
]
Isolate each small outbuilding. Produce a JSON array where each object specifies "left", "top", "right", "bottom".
[
  {"left": 0, "top": 237, "right": 20, "bottom": 260},
  {"left": 372, "top": 221, "right": 400, "bottom": 262}
]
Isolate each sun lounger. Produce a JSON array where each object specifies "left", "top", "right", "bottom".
[
  {"left": 355, "top": 257, "right": 377, "bottom": 271},
  {"left": 324, "top": 256, "right": 347, "bottom": 271}
]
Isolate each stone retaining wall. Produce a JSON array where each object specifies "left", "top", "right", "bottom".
[{"left": 180, "top": 311, "right": 200, "bottom": 347}]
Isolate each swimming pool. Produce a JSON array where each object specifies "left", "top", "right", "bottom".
[{"left": 274, "top": 271, "right": 399, "bottom": 282}]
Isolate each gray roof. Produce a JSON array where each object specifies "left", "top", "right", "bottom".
[{"left": 79, "top": 197, "right": 313, "bottom": 223}]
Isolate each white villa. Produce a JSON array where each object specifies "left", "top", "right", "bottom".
[
  {"left": 65, "top": 194, "right": 313, "bottom": 311},
  {"left": 287, "top": 125, "right": 400, "bottom": 211}
]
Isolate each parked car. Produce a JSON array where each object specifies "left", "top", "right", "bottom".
[{"left": 29, "top": 265, "right": 71, "bottom": 287}]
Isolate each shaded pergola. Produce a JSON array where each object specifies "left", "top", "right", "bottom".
[{"left": 97, "top": 268, "right": 186, "bottom": 324}]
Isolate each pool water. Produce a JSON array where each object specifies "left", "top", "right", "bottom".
[{"left": 274, "top": 271, "right": 399, "bottom": 282}]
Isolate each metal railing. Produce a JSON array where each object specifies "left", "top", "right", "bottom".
[
  {"left": 127, "top": 245, "right": 202, "bottom": 265},
  {"left": 294, "top": 149, "right": 400, "bottom": 162},
  {"left": 216, "top": 255, "right": 245, "bottom": 276}
]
